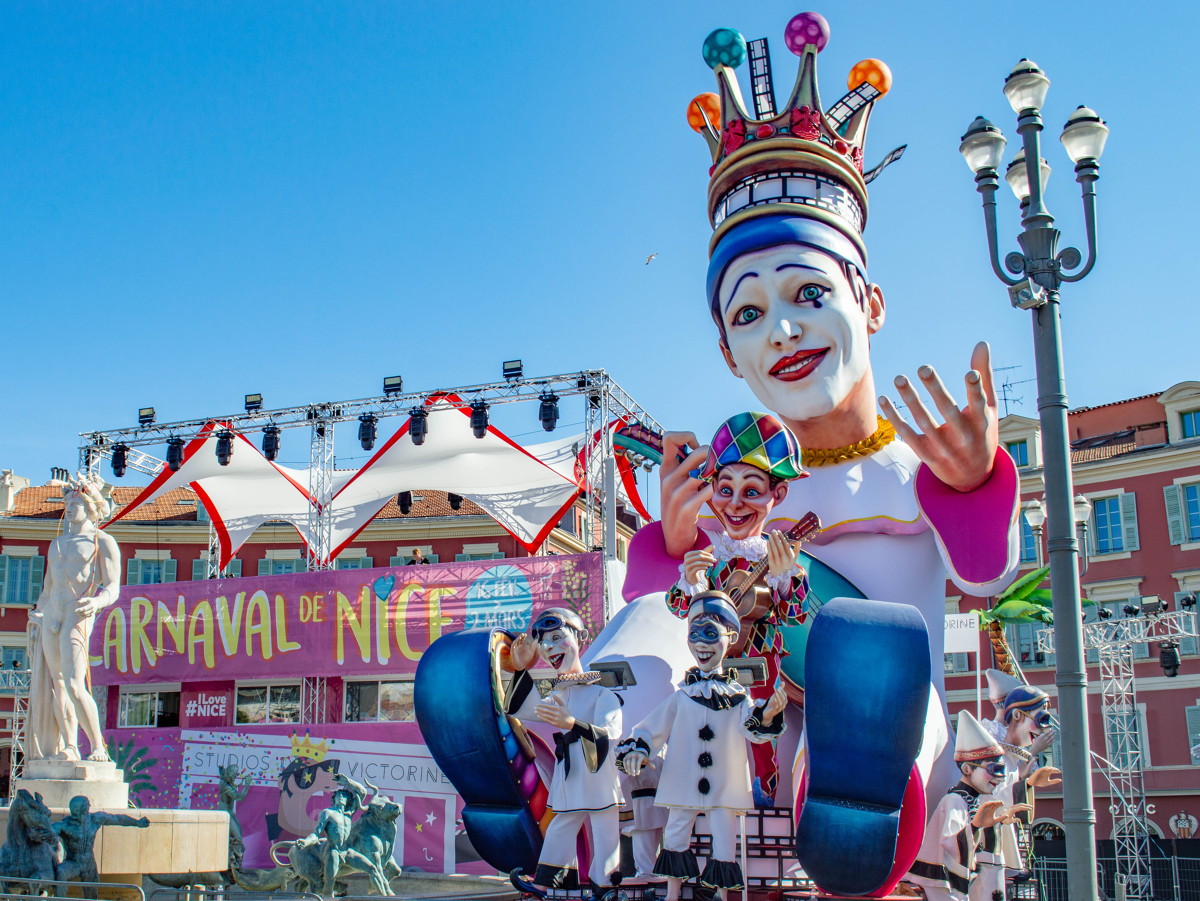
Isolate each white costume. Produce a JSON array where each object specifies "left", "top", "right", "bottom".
[
  {"left": 619, "top": 668, "right": 782, "bottom": 889},
  {"left": 507, "top": 670, "right": 622, "bottom": 888},
  {"left": 975, "top": 669, "right": 1026, "bottom": 901}
]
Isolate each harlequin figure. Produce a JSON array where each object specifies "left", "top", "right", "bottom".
[
  {"left": 665, "top": 411, "right": 809, "bottom": 807},
  {"left": 972, "top": 685, "right": 1061, "bottom": 901},
  {"left": 906, "top": 713, "right": 1030, "bottom": 901},
  {"left": 618, "top": 594, "right": 788, "bottom": 901},
  {"left": 506, "top": 608, "right": 623, "bottom": 894}
]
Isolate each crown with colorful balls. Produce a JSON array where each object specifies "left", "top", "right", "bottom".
[
  {"left": 290, "top": 730, "right": 329, "bottom": 762},
  {"left": 688, "top": 12, "right": 902, "bottom": 262}
]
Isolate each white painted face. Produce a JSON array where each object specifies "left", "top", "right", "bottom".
[
  {"left": 964, "top": 757, "right": 1005, "bottom": 793},
  {"left": 538, "top": 628, "right": 582, "bottom": 676},
  {"left": 687, "top": 616, "right": 732, "bottom": 673},
  {"left": 1006, "top": 702, "right": 1051, "bottom": 748},
  {"left": 717, "top": 245, "right": 882, "bottom": 423}
]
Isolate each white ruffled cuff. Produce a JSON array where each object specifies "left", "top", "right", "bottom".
[{"left": 763, "top": 564, "right": 802, "bottom": 593}]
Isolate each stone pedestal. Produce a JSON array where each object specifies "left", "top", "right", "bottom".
[
  {"left": 0, "top": 806, "right": 229, "bottom": 880},
  {"left": 14, "top": 759, "right": 129, "bottom": 809}
]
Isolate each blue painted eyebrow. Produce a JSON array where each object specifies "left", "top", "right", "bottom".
[
  {"left": 776, "top": 263, "right": 824, "bottom": 273},
  {"left": 723, "top": 271, "right": 759, "bottom": 313}
]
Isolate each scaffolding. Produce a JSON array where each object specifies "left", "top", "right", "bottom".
[
  {"left": 80, "top": 370, "right": 661, "bottom": 602},
  {"left": 3, "top": 663, "right": 31, "bottom": 800},
  {"left": 1040, "top": 605, "right": 1198, "bottom": 901}
]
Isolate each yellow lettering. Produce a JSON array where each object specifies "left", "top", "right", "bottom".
[
  {"left": 188, "top": 600, "right": 216, "bottom": 669},
  {"left": 130, "top": 597, "right": 157, "bottom": 674},
  {"left": 375, "top": 591, "right": 391, "bottom": 665},
  {"left": 244, "top": 591, "right": 273, "bottom": 661},
  {"left": 156, "top": 599, "right": 187, "bottom": 657},
  {"left": 426, "top": 587, "right": 457, "bottom": 647},
  {"left": 312, "top": 593, "right": 326, "bottom": 623},
  {"left": 276, "top": 594, "right": 301, "bottom": 654},
  {"left": 335, "top": 591, "right": 370, "bottom": 664},
  {"left": 216, "top": 592, "right": 246, "bottom": 658},
  {"left": 299, "top": 594, "right": 313, "bottom": 623},
  {"left": 392, "top": 583, "right": 422, "bottom": 661},
  {"left": 103, "top": 608, "right": 128, "bottom": 673}
]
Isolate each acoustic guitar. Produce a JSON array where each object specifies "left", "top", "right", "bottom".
[{"left": 723, "top": 511, "right": 822, "bottom": 656}]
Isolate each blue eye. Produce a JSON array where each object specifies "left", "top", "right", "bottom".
[
  {"left": 732, "top": 306, "right": 761, "bottom": 325},
  {"left": 798, "top": 285, "right": 827, "bottom": 305}
]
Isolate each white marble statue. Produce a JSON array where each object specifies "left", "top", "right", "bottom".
[{"left": 28, "top": 474, "right": 120, "bottom": 762}]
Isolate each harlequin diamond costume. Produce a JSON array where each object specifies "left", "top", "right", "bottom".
[
  {"left": 617, "top": 595, "right": 784, "bottom": 894},
  {"left": 623, "top": 11, "right": 1021, "bottom": 896},
  {"left": 906, "top": 713, "right": 1007, "bottom": 901},
  {"left": 665, "top": 411, "right": 809, "bottom": 805}
]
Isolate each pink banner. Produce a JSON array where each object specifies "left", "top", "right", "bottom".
[{"left": 91, "top": 555, "right": 604, "bottom": 685}]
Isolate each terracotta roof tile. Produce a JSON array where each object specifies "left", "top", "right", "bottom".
[{"left": 3, "top": 486, "right": 488, "bottom": 523}]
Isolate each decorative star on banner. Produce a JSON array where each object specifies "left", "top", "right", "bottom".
[{"left": 425, "top": 812, "right": 437, "bottom": 826}]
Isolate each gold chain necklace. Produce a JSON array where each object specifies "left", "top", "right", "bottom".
[{"left": 801, "top": 417, "right": 897, "bottom": 467}]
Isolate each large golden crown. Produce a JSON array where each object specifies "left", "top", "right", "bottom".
[{"left": 688, "top": 12, "right": 903, "bottom": 259}]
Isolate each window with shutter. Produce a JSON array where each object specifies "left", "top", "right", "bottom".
[
  {"left": 126, "top": 558, "right": 142, "bottom": 585},
  {"left": 1186, "top": 705, "right": 1200, "bottom": 765},
  {"left": 192, "top": 559, "right": 207, "bottom": 581},
  {"left": 1175, "top": 593, "right": 1199, "bottom": 656},
  {"left": 224, "top": 559, "right": 242, "bottom": 578},
  {"left": 1119, "top": 492, "right": 1139, "bottom": 552},
  {"left": 1165, "top": 485, "right": 1186, "bottom": 546}
]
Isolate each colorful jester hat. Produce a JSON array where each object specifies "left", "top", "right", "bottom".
[
  {"left": 697, "top": 411, "right": 807, "bottom": 483},
  {"left": 689, "top": 12, "right": 905, "bottom": 310},
  {"left": 954, "top": 711, "right": 1006, "bottom": 764}
]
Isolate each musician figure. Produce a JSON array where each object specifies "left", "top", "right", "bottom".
[{"left": 664, "top": 411, "right": 810, "bottom": 807}]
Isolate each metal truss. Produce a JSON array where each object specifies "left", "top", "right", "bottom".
[
  {"left": 1040, "top": 608, "right": 1199, "bottom": 900},
  {"left": 80, "top": 370, "right": 661, "bottom": 584},
  {"left": 301, "top": 676, "right": 328, "bottom": 725},
  {"left": 2, "top": 662, "right": 31, "bottom": 799}
]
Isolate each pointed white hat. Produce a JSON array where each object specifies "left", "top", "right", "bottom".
[
  {"left": 955, "top": 711, "right": 1005, "bottom": 763},
  {"left": 985, "top": 668, "right": 1024, "bottom": 703}
]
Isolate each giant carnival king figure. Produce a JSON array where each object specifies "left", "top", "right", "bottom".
[
  {"left": 616, "top": 11, "right": 1022, "bottom": 896},
  {"left": 417, "top": 11, "right": 1021, "bottom": 899}
]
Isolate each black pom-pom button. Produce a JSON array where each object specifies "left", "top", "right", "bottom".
[
  {"left": 698, "top": 752, "right": 713, "bottom": 768},
  {"left": 698, "top": 778, "right": 711, "bottom": 795},
  {"left": 698, "top": 725, "right": 714, "bottom": 741}
]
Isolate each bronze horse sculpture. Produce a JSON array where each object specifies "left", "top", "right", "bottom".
[{"left": 0, "top": 790, "right": 60, "bottom": 895}]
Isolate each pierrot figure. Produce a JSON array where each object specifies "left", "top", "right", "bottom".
[
  {"left": 505, "top": 608, "right": 623, "bottom": 895},
  {"left": 905, "top": 712, "right": 1031, "bottom": 901},
  {"left": 618, "top": 593, "right": 788, "bottom": 901},
  {"left": 665, "top": 410, "right": 810, "bottom": 807}
]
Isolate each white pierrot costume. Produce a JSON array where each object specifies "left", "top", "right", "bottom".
[
  {"left": 982, "top": 669, "right": 1023, "bottom": 742},
  {"left": 907, "top": 712, "right": 1006, "bottom": 901},
  {"left": 506, "top": 673, "right": 623, "bottom": 813}
]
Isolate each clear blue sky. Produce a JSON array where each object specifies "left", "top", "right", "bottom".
[{"left": 2, "top": 1, "right": 1194, "bottom": 492}]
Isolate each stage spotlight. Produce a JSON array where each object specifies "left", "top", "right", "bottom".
[
  {"left": 1183, "top": 593, "right": 1198, "bottom": 610},
  {"left": 398, "top": 491, "right": 412, "bottom": 515},
  {"left": 589, "top": 391, "right": 602, "bottom": 410},
  {"left": 470, "top": 400, "right": 489, "bottom": 439},
  {"left": 383, "top": 375, "right": 403, "bottom": 395},
  {"left": 166, "top": 438, "right": 185, "bottom": 472},
  {"left": 245, "top": 393, "right": 263, "bottom": 412},
  {"left": 1160, "top": 640, "right": 1181, "bottom": 678},
  {"left": 216, "top": 430, "right": 234, "bottom": 466},
  {"left": 1122, "top": 604, "right": 1140, "bottom": 618},
  {"left": 539, "top": 391, "right": 559, "bottom": 432},
  {"left": 111, "top": 444, "right": 128, "bottom": 478},
  {"left": 262, "top": 426, "right": 280, "bottom": 461},
  {"left": 1097, "top": 608, "right": 1113, "bottom": 620},
  {"left": 409, "top": 408, "right": 428, "bottom": 445},
  {"left": 1140, "top": 596, "right": 1164, "bottom": 616},
  {"left": 138, "top": 407, "right": 156, "bottom": 426},
  {"left": 358, "top": 414, "right": 378, "bottom": 452},
  {"left": 503, "top": 359, "right": 523, "bottom": 380},
  {"left": 448, "top": 493, "right": 463, "bottom": 511}
]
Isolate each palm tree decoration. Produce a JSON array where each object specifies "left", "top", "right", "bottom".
[{"left": 979, "top": 566, "right": 1053, "bottom": 674}]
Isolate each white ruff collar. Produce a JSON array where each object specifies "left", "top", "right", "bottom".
[
  {"left": 682, "top": 677, "right": 746, "bottom": 700},
  {"left": 707, "top": 530, "right": 767, "bottom": 563}
]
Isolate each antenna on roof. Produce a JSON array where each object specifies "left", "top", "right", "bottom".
[{"left": 995, "top": 364, "right": 1036, "bottom": 417}]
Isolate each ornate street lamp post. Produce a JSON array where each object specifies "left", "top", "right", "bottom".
[{"left": 960, "top": 59, "right": 1109, "bottom": 901}]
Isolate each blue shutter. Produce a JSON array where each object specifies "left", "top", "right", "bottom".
[
  {"left": 1120, "top": 492, "right": 1140, "bottom": 552},
  {"left": 163, "top": 559, "right": 177, "bottom": 583},
  {"left": 1187, "top": 706, "right": 1200, "bottom": 765},
  {"left": 389, "top": 556, "right": 406, "bottom": 567},
  {"left": 455, "top": 554, "right": 468, "bottom": 562},
  {"left": 491, "top": 552, "right": 506, "bottom": 560},
  {"left": 258, "top": 558, "right": 271, "bottom": 576},
  {"left": 226, "top": 559, "right": 242, "bottom": 578},
  {"left": 126, "top": 559, "right": 142, "bottom": 585},
  {"left": 0, "top": 557, "right": 7, "bottom": 606},
  {"left": 1165, "top": 486, "right": 1186, "bottom": 546},
  {"left": 361, "top": 556, "right": 373, "bottom": 569},
  {"left": 192, "top": 559, "right": 207, "bottom": 581},
  {"left": 29, "top": 556, "right": 44, "bottom": 603}
]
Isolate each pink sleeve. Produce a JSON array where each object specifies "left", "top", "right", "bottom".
[
  {"left": 914, "top": 448, "right": 1020, "bottom": 595},
  {"left": 623, "top": 522, "right": 712, "bottom": 602}
]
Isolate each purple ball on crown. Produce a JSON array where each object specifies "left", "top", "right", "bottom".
[{"left": 784, "top": 12, "right": 830, "bottom": 55}]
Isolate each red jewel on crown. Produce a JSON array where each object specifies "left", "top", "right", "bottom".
[
  {"left": 791, "top": 106, "right": 821, "bottom": 141},
  {"left": 723, "top": 119, "right": 746, "bottom": 154}
]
